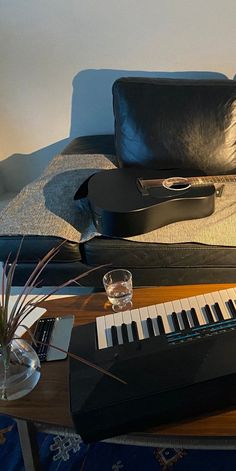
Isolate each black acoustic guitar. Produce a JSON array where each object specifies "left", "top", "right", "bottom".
[{"left": 87, "top": 168, "right": 236, "bottom": 237}]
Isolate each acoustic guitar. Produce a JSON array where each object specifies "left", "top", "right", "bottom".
[{"left": 87, "top": 168, "right": 236, "bottom": 237}]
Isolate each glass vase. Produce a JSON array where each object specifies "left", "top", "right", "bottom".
[{"left": 0, "top": 338, "right": 41, "bottom": 401}]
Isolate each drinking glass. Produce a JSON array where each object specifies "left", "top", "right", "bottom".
[{"left": 103, "top": 269, "right": 133, "bottom": 312}]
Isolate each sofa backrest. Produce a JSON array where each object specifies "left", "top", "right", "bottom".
[{"left": 113, "top": 77, "right": 236, "bottom": 175}]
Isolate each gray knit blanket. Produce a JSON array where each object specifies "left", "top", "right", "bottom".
[{"left": 0, "top": 153, "right": 235, "bottom": 247}]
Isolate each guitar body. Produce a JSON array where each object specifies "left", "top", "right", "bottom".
[{"left": 88, "top": 168, "right": 216, "bottom": 237}]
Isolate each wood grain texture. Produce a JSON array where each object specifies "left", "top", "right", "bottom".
[{"left": 1, "top": 283, "right": 236, "bottom": 438}]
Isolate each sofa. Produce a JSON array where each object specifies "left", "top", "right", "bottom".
[{"left": 0, "top": 77, "right": 235, "bottom": 288}]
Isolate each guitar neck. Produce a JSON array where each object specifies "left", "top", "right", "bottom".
[
  {"left": 144, "top": 175, "right": 236, "bottom": 188},
  {"left": 186, "top": 175, "right": 236, "bottom": 185}
]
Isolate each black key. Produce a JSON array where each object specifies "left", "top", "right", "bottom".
[
  {"left": 228, "top": 299, "right": 236, "bottom": 318},
  {"left": 157, "top": 315, "right": 165, "bottom": 334},
  {"left": 190, "top": 307, "right": 200, "bottom": 327},
  {"left": 171, "top": 312, "right": 180, "bottom": 331},
  {"left": 181, "top": 309, "right": 190, "bottom": 329},
  {"left": 204, "top": 304, "right": 214, "bottom": 324},
  {"left": 214, "top": 302, "right": 224, "bottom": 321},
  {"left": 146, "top": 317, "right": 155, "bottom": 337},
  {"left": 121, "top": 323, "right": 129, "bottom": 343},
  {"left": 111, "top": 325, "right": 118, "bottom": 346},
  {"left": 131, "top": 321, "right": 139, "bottom": 340}
]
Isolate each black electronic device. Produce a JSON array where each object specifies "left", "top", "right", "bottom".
[
  {"left": 69, "top": 287, "right": 236, "bottom": 443},
  {"left": 33, "top": 315, "right": 74, "bottom": 362}
]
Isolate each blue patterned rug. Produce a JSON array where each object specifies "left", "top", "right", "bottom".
[{"left": 1, "top": 414, "right": 236, "bottom": 470}]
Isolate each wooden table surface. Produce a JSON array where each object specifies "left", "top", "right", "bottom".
[{"left": 1, "top": 283, "right": 236, "bottom": 439}]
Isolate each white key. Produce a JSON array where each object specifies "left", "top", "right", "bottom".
[
  {"left": 147, "top": 305, "right": 159, "bottom": 335},
  {"left": 180, "top": 297, "right": 194, "bottom": 328},
  {"left": 209, "top": 290, "right": 231, "bottom": 320},
  {"left": 227, "top": 288, "right": 236, "bottom": 309},
  {"left": 219, "top": 289, "right": 232, "bottom": 319},
  {"left": 195, "top": 294, "right": 210, "bottom": 324},
  {"left": 155, "top": 302, "right": 172, "bottom": 334},
  {"left": 172, "top": 299, "right": 185, "bottom": 330},
  {"left": 164, "top": 301, "right": 176, "bottom": 332},
  {"left": 96, "top": 316, "right": 107, "bottom": 349},
  {"left": 113, "top": 311, "right": 124, "bottom": 344},
  {"left": 187, "top": 296, "right": 206, "bottom": 325},
  {"left": 130, "top": 309, "right": 144, "bottom": 340},
  {"left": 139, "top": 306, "right": 150, "bottom": 338},
  {"left": 203, "top": 293, "right": 218, "bottom": 322},
  {"left": 231, "top": 287, "right": 236, "bottom": 303},
  {"left": 122, "top": 310, "right": 133, "bottom": 342},
  {"left": 104, "top": 313, "right": 115, "bottom": 347}
]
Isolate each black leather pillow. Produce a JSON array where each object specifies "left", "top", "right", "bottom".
[{"left": 113, "top": 77, "right": 236, "bottom": 175}]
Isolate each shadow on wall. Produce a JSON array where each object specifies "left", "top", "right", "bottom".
[
  {"left": 0, "top": 138, "right": 70, "bottom": 193},
  {"left": 0, "top": 69, "right": 229, "bottom": 193}
]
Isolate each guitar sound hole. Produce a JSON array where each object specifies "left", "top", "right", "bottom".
[
  {"left": 171, "top": 183, "right": 190, "bottom": 190},
  {"left": 163, "top": 177, "right": 191, "bottom": 191}
]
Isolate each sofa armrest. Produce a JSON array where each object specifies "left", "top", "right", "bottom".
[{"left": 62, "top": 134, "right": 115, "bottom": 155}]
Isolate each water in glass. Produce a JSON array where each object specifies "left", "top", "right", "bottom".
[{"left": 103, "top": 269, "right": 133, "bottom": 311}]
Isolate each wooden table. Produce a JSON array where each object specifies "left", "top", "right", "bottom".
[{"left": 1, "top": 283, "right": 236, "bottom": 470}]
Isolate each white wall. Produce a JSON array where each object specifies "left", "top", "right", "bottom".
[{"left": 0, "top": 0, "right": 235, "bottom": 191}]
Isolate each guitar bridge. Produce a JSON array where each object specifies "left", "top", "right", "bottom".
[{"left": 215, "top": 185, "right": 225, "bottom": 198}]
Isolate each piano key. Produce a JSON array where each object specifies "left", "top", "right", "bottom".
[
  {"left": 131, "top": 321, "right": 139, "bottom": 340},
  {"left": 113, "top": 312, "right": 124, "bottom": 344},
  {"left": 187, "top": 296, "right": 206, "bottom": 325},
  {"left": 162, "top": 301, "right": 176, "bottom": 332},
  {"left": 190, "top": 308, "right": 200, "bottom": 326},
  {"left": 105, "top": 313, "right": 115, "bottom": 347},
  {"left": 130, "top": 309, "right": 144, "bottom": 340},
  {"left": 228, "top": 300, "right": 236, "bottom": 317},
  {"left": 146, "top": 317, "right": 155, "bottom": 337},
  {"left": 157, "top": 315, "right": 165, "bottom": 334},
  {"left": 96, "top": 316, "right": 107, "bottom": 349},
  {"left": 111, "top": 325, "right": 118, "bottom": 346},
  {"left": 218, "top": 290, "right": 233, "bottom": 319},
  {"left": 181, "top": 310, "right": 190, "bottom": 329},
  {"left": 203, "top": 293, "right": 220, "bottom": 322},
  {"left": 213, "top": 302, "right": 224, "bottom": 321},
  {"left": 204, "top": 304, "right": 214, "bottom": 323},
  {"left": 195, "top": 294, "right": 209, "bottom": 324},
  {"left": 171, "top": 312, "right": 180, "bottom": 331},
  {"left": 147, "top": 304, "right": 160, "bottom": 335},
  {"left": 139, "top": 306, "right": 150, "bottom": 339},
  {"left": 209, "top": 290, "right": 231, "bottom": 320},
  {"left": 180, "top": 297, "right": 195, "bottom": 328},
  {"left": 121, "top": 323, "right": 129, "bottom": 343},
  {"left": 227, "top": 288, "right": 236, "bottom": 304},
  {"left": 172, "top": 299, "right": 185, "bottom": 330},
  {"left": 227, "top": 288, "right": 236, "bottom": 308},
  {"left": 122, "top": 310, "right": 133, "bottom": 342},
  {"left": 156, "top": 303, "right": 172, "bottom": 334}
]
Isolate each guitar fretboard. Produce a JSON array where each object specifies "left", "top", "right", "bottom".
[
  {"left": 180, "top": 175, "right": 236, "bottom": 185},
  {"left": 139, "top": 174, "right": 236, "bottom": 190}
]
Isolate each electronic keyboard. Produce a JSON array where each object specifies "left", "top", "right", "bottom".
[{"left": 69, "top": 287, "right": 236, "bottom": 443}]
